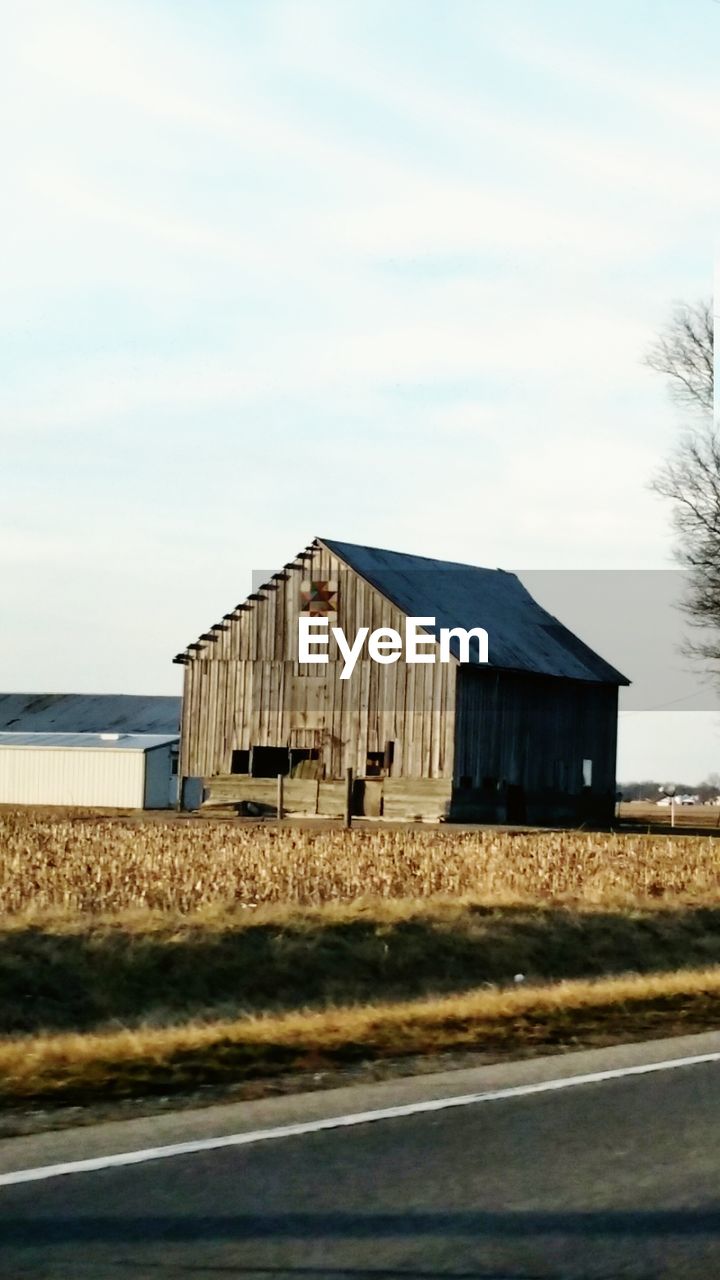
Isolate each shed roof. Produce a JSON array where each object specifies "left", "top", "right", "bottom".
[
  {"left": 0, "top": 732, "right": 178, "bottom": 752},
  {"left": 0, "top": 694, "right": 181, "bottom": 735},
  {"left": 320, "top": 538, "right": 629, "bottom": 685}
]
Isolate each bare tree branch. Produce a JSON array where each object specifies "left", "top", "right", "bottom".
[
  {"left": 647, "top": 297, "right": 718, "bottom": 669},
  {"left": 645, "top": 299, "right": 714, "bottom": 414}
]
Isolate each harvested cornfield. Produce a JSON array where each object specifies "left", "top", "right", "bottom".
[{"left": 2, "top": 811, "right": 720, "bottom": 916}]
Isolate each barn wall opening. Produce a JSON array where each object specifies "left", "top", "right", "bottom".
[
  {"left": 251, "top": 746, "right": 290, "bottom": 777},
  {"left": 289, "top": 748, "right": 320, "bottom": 777},
  {"left": 231, "top": 749, "right": 250, "bottom": 775}
]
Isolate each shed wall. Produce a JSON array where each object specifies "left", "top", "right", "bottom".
[{"left": 0, "top": 747, "right": 146, "bottom": 807}]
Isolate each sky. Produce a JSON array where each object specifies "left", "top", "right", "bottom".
[{"left": 1, "top": 0, "right": 718, "bottom": 779}]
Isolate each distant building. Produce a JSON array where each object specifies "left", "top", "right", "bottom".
[
  {"left": 0, "top": 694, "right": 181, "bottom": 809},
  {"left": 0, "top": 733, "right": 178, "bottom": 809},
  {"left": 175, "top": 538, "right": 629, "bottom": 824}
]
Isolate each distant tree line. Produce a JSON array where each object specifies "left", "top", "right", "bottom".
[{"left": 621, "top": 775, "right": 720, "bottom": 802}]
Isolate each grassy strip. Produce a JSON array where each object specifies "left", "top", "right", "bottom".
[
  {"left": 7, "top": 901, "right": 720, "bottom": 1035},
  {"left": 3, "top": 967, "right": 720, "bottom": 1107}
]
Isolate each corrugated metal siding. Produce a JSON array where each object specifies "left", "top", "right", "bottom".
[{"left": 0, "top": 747, "right": 146, "bottom": 807}]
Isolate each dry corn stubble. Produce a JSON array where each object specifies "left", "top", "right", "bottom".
[{"left": 2, "top": 812, "right": 720, "bottom": 915}]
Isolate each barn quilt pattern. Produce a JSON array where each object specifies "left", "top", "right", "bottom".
[{"left": 300, "top": 579, "right": 338, "bottom": 617}]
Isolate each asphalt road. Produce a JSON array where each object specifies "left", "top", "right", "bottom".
[{"left": 1, "top": 1038, "right": 720, "bottom": 1278}]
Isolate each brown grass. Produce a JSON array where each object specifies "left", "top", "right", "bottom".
[
  {"left": 5, "top": 812, "right": 720, "bottom": 1110},
  {"left": 7, "top": 899, "right": 720, "bottom": 1037},
  {"left": 3, "top": 811, "right": 720, "bottom": 916},
  {"left": 3, "top": 966, "right": 720, "bottom": 1106}
]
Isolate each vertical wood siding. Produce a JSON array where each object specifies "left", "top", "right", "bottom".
[
  {"left": 454, "top": 668, "right": 619, "bottom": 796},
  {"left": 178, "top": 541, "right": 621, "bottom": 821},
  {"left": 180, "top": 542, "right": 456, "bottom": 780}
]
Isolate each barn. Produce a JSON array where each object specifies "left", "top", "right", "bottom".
[{"left": 174, "top": 538, "right": 628, "bottom": 823}]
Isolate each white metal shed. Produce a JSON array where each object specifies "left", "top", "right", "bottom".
[{"left": 0, "top": 733, "right": 179, "bottom": 809}]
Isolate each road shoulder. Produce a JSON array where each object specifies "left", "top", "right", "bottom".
[{"left": 3, "top": 1028, "right": 720, "bottom": 1181}]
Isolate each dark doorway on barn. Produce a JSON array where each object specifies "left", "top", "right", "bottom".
[
  {"left": 251, "top": 746, "right": 290, "bottom": 777},
  {"left": 247, "top": 746, "right": 321, "bottom": 778},
  {"left": 230, "top": 749, "right": 250, "bottom": 774},
  {"left": 290, "top": 748, "right": 321, "bottom": 778}
]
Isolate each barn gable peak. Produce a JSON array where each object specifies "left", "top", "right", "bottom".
[{"left": 175, "top": 535, "right": 628, "bottom": 686}]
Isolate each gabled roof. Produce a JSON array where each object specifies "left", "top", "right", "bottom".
[
  {"left": 0, "top": 694, "right": 182, "bottom": 735},
  {"left": 320, "top": 538, "right": 629, "bottom": 685}
]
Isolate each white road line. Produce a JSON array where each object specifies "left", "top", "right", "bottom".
[{"left": 2, "top": 1049, "right": 720, "bottom": 1188}]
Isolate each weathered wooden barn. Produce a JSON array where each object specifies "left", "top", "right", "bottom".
[{"left": 174, "top": 538, "right": 628, "bottom": 823}]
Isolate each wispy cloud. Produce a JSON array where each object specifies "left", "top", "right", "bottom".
[
  {"left": 496, "top": 22, "right": 720, "bottom": 145},
  {"left": 0, "top": 0, "right": 713, "bottom": 710}
]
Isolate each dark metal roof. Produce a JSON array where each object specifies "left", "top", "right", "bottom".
[
  {"left": 320, "top": 538, "right": 629, "bottom": 685},
  {"left": 0, "top": 694, "right": 182, "bottom": 734}
]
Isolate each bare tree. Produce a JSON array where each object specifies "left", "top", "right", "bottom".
[
  {"left": 647, "top": 299, "right": 718, "bottom": 667},
  {"left": 645, "top": 299, "right": 714, "bottom": 415}
]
